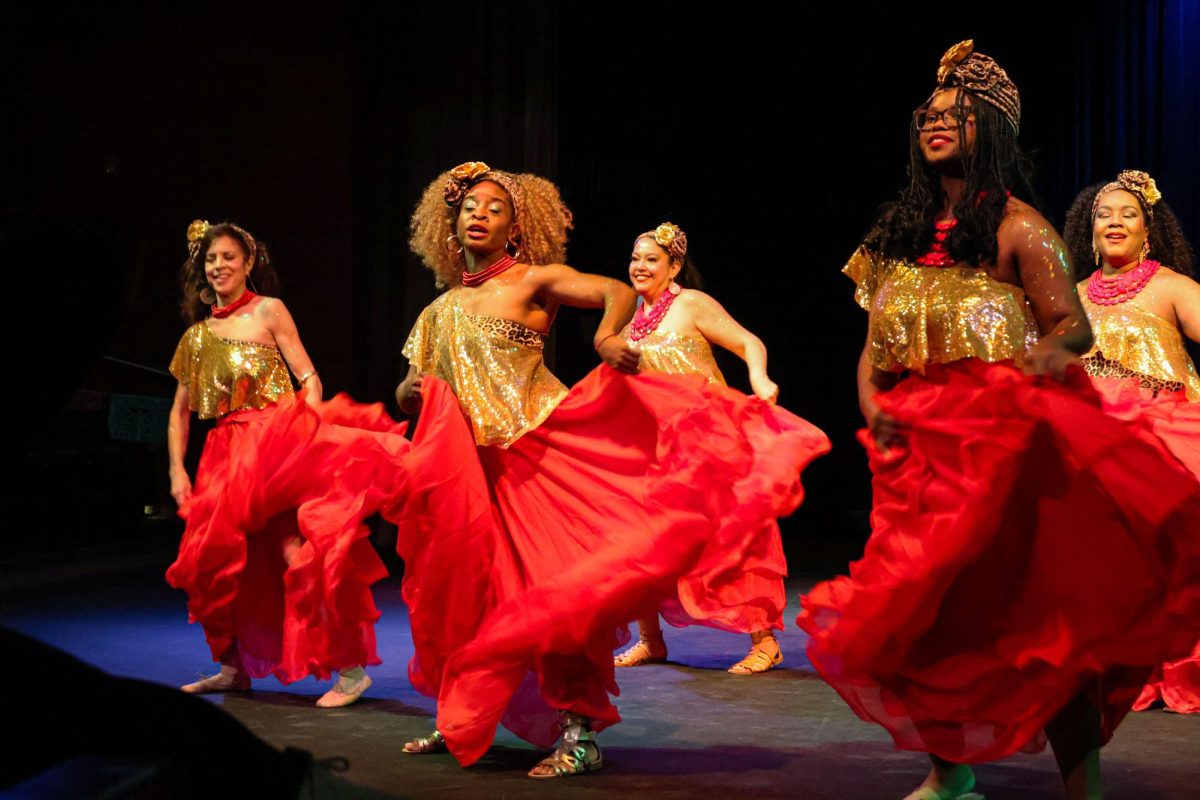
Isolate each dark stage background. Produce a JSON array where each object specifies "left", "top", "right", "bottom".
[{"left": 3, "top": 1, "right": 1198, "bottom": 568}]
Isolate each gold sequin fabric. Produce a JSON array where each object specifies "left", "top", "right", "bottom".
[
  {"left": 845, "top": 245, "right": 1038, "bottom": 373},
  {"left": 623, "top": 326, "right": 727, "bottom": 386},
  {"left": 403, "top": 289, "right": 568, "bottom": 447},
  {"left": 169, "top": 322, "right": 294, "bottom": 420},
  {"left": 1080, "top": 296, "right": 1200, "bottom": 401}
]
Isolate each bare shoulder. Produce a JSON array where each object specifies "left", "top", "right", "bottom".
[
  {"left": 523, "top": 261, "right": 568, "bottom": 285},
  {"left": 253, "top": 295, "right": 284, "bottom": 313},
  {"left": 999, "top": 198, "right": 1054, "bottom": 237},
  {"left": 677, "top": 288, "right": 718, "bottom": 310},
  {"left": 1156, "top": 265, "right": 1200, "bottom": 292},
  {"left": 251, "top": 296, "right": 294, "bottom": 327}
]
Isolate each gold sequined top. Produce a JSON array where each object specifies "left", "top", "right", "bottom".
[
  {"left": 169, "top": 322, "right": 294, "bottom": 420},
  {"left": 623, "top": 326, "right": 727, "bottom": 386},
  {"left": 1080, "top": 295, "right": 1200, "bottom": 400},
  {"left": 845, "top": 245, "right": 1038, "bottom": 373},
  {"left": 403, "top": 289, "right": 568, "bottom": 447}
]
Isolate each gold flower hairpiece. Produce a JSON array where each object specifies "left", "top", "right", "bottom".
[
  {"left": 645, "top": 222, "right": 688, "bottom": 261},
  {"left": 937, "top": 40, "right": 975, "bottom": 86},
  {"left": 450, "top": 161, "right": 491, "bottom": 182},
  {"left": 930, "top": 38, "right": 1021, "bottom": 132},
  {"left": 187, "top": 219, "right": 210, "bottom": 258},
  {"left": 1093, "top": 170, "right": 1162, "bottom": 218}
]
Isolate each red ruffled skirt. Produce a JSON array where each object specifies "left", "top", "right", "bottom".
[
  {"left": 797, "top": 360, "right": 1200, "bottom": 763},
  {"left": 166, "top": 392, "right": 409, "bottom": 684},
  {"left": 388, "top": 367, "right": 828, "bottom": 766},
  {"left": 1090, "top": 375, "right": 1200, "bottom": 713}
]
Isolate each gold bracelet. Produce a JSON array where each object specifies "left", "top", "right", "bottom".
[{"left": 297, "top": 369, "right": 318, "bottom": 383}]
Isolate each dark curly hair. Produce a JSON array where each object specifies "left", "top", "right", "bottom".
[
  {"left": 865, "top": 90, "right": 1037, "bottom": 266},
  {"left": 1063, "top": 181, "right": 1195, "bottom": 281},
  {"left": 178, "top": 222, "right": 279, "bottom": 323}
]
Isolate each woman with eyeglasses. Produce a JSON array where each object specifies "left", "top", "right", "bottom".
[{"left": 796, "top": 41, "right": 1200, "bottom": 800}]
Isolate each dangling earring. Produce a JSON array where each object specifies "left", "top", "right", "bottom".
[
  {"left": 1092, "top": 241, "right": 1100, "bottom": 266},
  {"left": 445, "top": 234, "right": 464, "bottom": 255},
  {"left": 668, "top": 280, "right": 682, "bottom": 296},
  {"left": 246, "top": 270, "right": 258, "bottom": 294},
  {"left": 1139, "top": 239, "right": 1150, "bottom": 265},
  {"left": 505, "top": 238, "right": 521, "bottom": 259}
]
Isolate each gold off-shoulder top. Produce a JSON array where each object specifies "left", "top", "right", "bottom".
[
  {"left": 1081, "top": 294, "right": 1200, "bottom": 400},
  {"left": 845, "top": 245, "right": 1038, "bottom": 373},
  {"left": 625, "top": 327, "right": 727, "bottom": 386},
  {"left": 169, "top": 322, "right": 294, "bottom": 420},
  {"left": 403, "top": 289, "right": 568, "bottom": 447}
]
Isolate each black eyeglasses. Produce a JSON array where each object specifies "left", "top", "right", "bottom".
[{"left": 913, "top": 107, "right": 974, "bottom": 130}]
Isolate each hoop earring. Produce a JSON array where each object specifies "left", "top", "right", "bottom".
[
  {"left": 246, "top": 270, "right": 258, "bottom": 294},
  {"left": 668, "top": 280, "right": 682, "bottom": 296},
  {"left": 505, "top": 239, "right": 521, "bottom": 259},
  {"left": 446, "top": 235, "right": 464, "bottom": 256}
]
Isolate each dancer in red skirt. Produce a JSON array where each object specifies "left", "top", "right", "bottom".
[
  {"left": 167, "top": 221, "right": 408, "bottom": 708},
  {"left": 391, "top": 163, "right": 825, "bottom": 777},
  {"left": 612, "top": 222, "right": 830, "bottom": 675},
  {"left": 796, "top": 42, "right": 1200, "bottom": 800},
  {"left": 1064, "top": 171, "right": 1200, "bottom": 715}
]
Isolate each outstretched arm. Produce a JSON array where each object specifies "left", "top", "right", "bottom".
[
  {"left": 689, "top": 292, "right": 777, "bottom": 402},
  {"left": 261, "top": 298, "right": 323, "bottom": 405},
  {"left": 535, "top": 264, "right": 640, "bottom": 372}
]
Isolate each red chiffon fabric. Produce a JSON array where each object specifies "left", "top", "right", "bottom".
[
  {"left": 1090, "top": 376, "right": 1200, "bottom": 713},
  {"left": 166, "top": 392, "right": 409, "bottom": 683},
  {"left": 389, "top": 367, "right": 828, "bottom": 766},
  {"left": 797, "top": 360, "right": 1200, "bottom": 763}
]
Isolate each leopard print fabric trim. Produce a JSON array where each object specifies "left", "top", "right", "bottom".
[
  {"left": 1083, "top": 353, "right": 1185, "bottom": 397},
  {"left": 469, "top": 315, "right": 547, "bottom": 349}
]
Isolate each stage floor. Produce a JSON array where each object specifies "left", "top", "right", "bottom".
[{"left": 2, "top": 558, "right": 1197, "bottom": 799}]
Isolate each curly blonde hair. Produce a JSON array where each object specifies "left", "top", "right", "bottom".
[{"left": 409, "top": 167, "right": 574, "bottom": 287}]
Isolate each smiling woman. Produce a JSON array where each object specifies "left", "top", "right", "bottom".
[
  {"left": 166, "top": 220, "right": 410, "bottom": 710},
  {"left": 614, "top": 222, "right": 829, "bottom": 676},
  {"left": 797, "top": 42, "right": 1200, "bottom": 800},
  {"left": 388, "top": 162, "right": 824, "bottom": 779},
  {"left": 1064, "top": 171, "right": 1200, "bottom": 718}
]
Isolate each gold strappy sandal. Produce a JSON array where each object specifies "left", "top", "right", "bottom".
[
  {"left": 528, "top": 713, "right": 602, "bottom": 778},
  {"left": 403, "top": 730, "right": 447, "bottom": 754},
  {"left": 613, "top": 634, "right": 667, "bottom": 667},
  {"left": 727, "top": 634, "right": 783, "bottom": 675}
]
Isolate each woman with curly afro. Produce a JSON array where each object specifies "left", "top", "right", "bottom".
[{"left": 389, "top": 163, "right": 823, "bottom": 778}]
